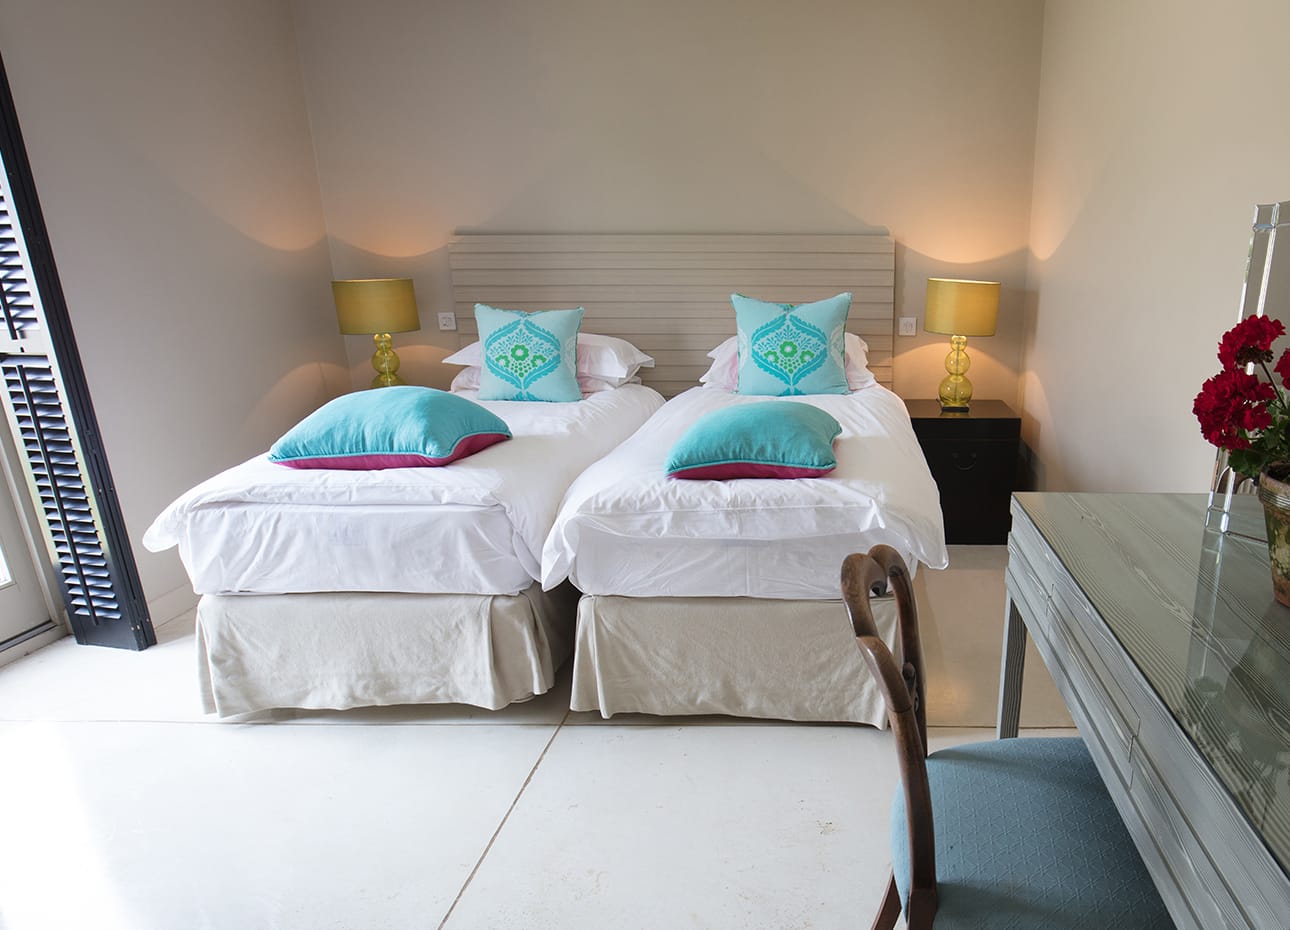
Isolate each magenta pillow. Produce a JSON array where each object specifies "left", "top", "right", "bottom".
[
  {"left": 666, "top": 402, "right": 841, "bottom": 480},
  {"left": 268, "top": 386, "right": 511, "bottom": 470}
]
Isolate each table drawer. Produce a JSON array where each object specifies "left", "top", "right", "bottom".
[
  {"left": 1131, "top": 693, "right": 1290, "bottom": 930},
  {"left": 1034, "top": 599, "right": 1137, "bottom": 791},
  {"left": 1050, "top": 576, "right": 1141, "bottom": 760},
  {"left": 1127, "top": 750, "right": 1242, "bottom": 930},
  {"left": 1006, "top": 507, "right": 1057, "bottom": 609}
]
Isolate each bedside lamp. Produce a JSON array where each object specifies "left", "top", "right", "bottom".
[
  {"left": 923, "top": 278, "right": 1000, "bottom": 412},
  {"left": 333, "top": 278, "right": 421, "bottom": 388}
]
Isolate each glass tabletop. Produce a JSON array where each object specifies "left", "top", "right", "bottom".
[{"left": 1013, "top": 492, "right": 1290, "bottom": 876}]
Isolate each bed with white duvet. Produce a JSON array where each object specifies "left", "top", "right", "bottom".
[
  {"left": 147, "top": 386, "right": 663, "bottom": 596},
  {"left": 543, "top": 384, "right": 946, "bottom": 598},
  {"left": 541, "top": 383, "right": 948, "bottom": 725},
  {"left": 144, "top": 384, "right": 663, "bottom": 717}
]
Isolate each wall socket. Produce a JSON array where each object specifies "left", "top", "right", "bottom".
[
  {"left": 437, "top": 312, "right": 458, "bottom": 331},
  {"left": 898, "top": 317, "right": 917, "bottom": 336}
]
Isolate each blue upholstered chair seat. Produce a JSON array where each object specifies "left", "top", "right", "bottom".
[{"left": 891, "top": 737, "right": 1175, "bottom": 929}]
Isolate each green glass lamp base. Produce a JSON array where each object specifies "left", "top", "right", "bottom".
[
  {"left": 370, "top": 332, "right": 405, "bottom": 389},
  {"left": 937, "top": 334, "right": 973, "bottom": 412}
]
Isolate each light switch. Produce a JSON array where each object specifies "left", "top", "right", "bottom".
[
  {"left": 898, "top": 317, "right": 917, "bottom": 336},
  {"left": 437, "top": 312, "right": 458, "bottom": 331}
]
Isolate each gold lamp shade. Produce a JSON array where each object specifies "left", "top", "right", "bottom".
[
  {"left": 332, "top": 278, "right": 421, "bottom": 388},
  {"left": 923, "top": 278, "right": 1000, "bottom": 411},
  {"left": 923, "top": 278, "right": 1000, "bottom": 336},
  {"left": 332, "top": 278, "right": 420, "bottom": 335}
]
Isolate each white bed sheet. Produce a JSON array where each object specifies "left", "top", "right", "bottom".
[
  {"left": 144, "top": 385, "right": 663, "bottom": 595},
  {"left": 541, "top": 385, "right": 948, "bottom": 598}
]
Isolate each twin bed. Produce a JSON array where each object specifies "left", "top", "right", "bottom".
[
  {"left": 544, "top": 383, "right": 945, "bottom": 724},
  {"left": 144, "top": 234, "right": 947, "bottom": 724}
]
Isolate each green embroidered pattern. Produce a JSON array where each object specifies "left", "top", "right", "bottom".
[
  {"left": 749, "top": 310, "right": 829, "bottom": 394},
  {"left": 484, "top": 318, "right": 561, "bottom": 399}
]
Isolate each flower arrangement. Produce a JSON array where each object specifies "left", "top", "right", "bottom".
[{"left": 1193, "top": 315, "right": 1290, "bottom": 479}]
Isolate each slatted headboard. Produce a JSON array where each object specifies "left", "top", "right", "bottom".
[{"left": 447, "top": 234, "right": 895, "bottom": 397}]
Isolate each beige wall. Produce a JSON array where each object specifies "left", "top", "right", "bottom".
[
  {"left": 0, "top": 0, "right": 349, "bottom": 620},
  {"left": 291, "top": 0, "right": 1044, "bottom": 401},
  {"left": 9, "top": 0, "right": 1274, "bottom": 626},
  {"left": 1023, "top": 0, "right": 1290, "bottom": 491}
]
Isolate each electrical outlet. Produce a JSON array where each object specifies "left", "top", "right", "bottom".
[
  {"left": 437, "top": 312, "right": 457, "bottom": 332},
  {"left": 898, "top": 317, "right": 917, "bottom": 336}
]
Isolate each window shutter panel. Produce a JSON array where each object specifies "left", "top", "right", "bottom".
[
  {"left": 0, "top": 187, "right": 39, "bottom": 337},
  {"left": 0, "top": 57, "right": 152, "bottom": 650}
]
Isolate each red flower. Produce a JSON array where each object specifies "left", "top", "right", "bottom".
[
  {"left": 1275, "top": 348, "right": 1290, "bottom": 389},
  {"left": 1218, "top": 314, "right": 1285, "bottom": 369},
  {"left": 1193, "top": 369, "right": 1274, "bottom": 450}
]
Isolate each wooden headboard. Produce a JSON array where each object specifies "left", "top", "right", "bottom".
[{"left": 447, "top": 234, "right": 894, "bottom": 397}]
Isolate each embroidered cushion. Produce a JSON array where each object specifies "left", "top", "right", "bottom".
[
  {"left": 700, "top": 332, "right": 875, "bottom": 391},
  {"left": 268, "top": 386, "right": 511, "bottom": 470},
  {"left": 666, "top": 401, "right": 842, "bottom": 480},
  {"left": 731, "top": 292, "right": 852, "bottom": 396},
  {"left": 474, "top": 304, "right": 585, "bottom": 402},
  {"left": 444, "top": 332, "right": 653, "bottom": 386}
]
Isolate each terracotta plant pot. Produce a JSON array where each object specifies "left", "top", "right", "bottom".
[{"left": 1257, "top": 465, "right": 1290, "bottom": 607}]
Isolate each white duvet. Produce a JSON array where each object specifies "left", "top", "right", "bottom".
[
  {"left": 541, "top": 385, "right": 948, "bottom": 599},
  {"left": 144, "top": 386, "right": 664, "bottom": 596}
]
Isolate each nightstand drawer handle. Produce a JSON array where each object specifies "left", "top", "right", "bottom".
[{"left": 951, "top": 451, "right": 978, "bottom": 471}]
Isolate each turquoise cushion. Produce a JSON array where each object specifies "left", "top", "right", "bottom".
[
  {"left": 731, "top": 292, "right": 851, "bottom": 396},
  {"left": 666, "top": 401, "right": 841, "bottom": 479},
  {"left": 268, "top": 386, "right": 511, "bottom": 470},
  {"left": 891, "top": 737, "right": 1174, "bottom": 929},
  {"left": 475, "top": 304, "right": 584, "bottom": 402}
]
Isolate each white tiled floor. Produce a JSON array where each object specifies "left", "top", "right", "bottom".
[{"left": 0, "top": 610, "right": 1068, "bottom": 930}]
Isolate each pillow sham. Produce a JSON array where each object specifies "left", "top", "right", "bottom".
[
  {"left": 475, "top": 304, "right": 584, "bottom": 402},
  {"left": 731, "top": 292, "right": 852, "bottom": 396},
  {"left": 450, "top": 366, "right": 635, "bottom": 395},
  {"left": 268, "top": 386, "right": 511, "bottom": 470},
  {"left": 445, "top": 332, "right": 653, "bottom": 386},
  {"left": 700, "top": 332, "right": 874, "bottom": 392},
  {"left": 665, "top": 401, "right": 842, "bottom": 480}
]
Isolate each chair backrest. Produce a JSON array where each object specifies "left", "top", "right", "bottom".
[{"left": 841, "top": 545, "right": 938, "bottom": 925}]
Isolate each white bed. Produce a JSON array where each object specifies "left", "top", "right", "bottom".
[
  {"left": 543, "top": 384, "right": 946, "bottom": 598},
  {"left": 145, "top": 385, "right": 663, "bottom": 716},
  {"left": 541, "top": 384, "right": 947, "bottom": 725},
  {"left": 146, "top": 386, "right": 662, "bottom": 596}
]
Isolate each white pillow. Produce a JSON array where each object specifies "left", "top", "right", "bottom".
[
  {"left": 450, "top": 366, "right": 635, "bottom": 395},
  {"left": 699, "top": 333, "right": 875, "bottom": 392},
  {"left": 444, "top": 333, "right": 654, "bottom": 385}
]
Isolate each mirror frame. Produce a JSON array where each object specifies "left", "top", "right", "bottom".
[{"left": 1206, "top": 201, "right": 1290, "bottom": 537}]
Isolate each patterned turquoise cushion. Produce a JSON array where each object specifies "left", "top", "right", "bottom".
[
  {"left": 475, "top": 304, "right": 584, "bottom": 402},
  {"left": 731, "top": 292, "right": 851, "bottom": 396},
  {"left": 891, "top": 738, "right": 1174, "bottom": 929}
]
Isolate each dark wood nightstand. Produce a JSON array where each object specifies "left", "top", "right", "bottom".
[{"left": 905, "top": 399, "right": 1020, "bottom": 544}]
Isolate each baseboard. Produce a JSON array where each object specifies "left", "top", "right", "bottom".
[
  {"left": 0, "top": 624, "right": 64, "bottom": 670},
  {"left": 147, "top": 583, "right": 199, "bottom": 628}
]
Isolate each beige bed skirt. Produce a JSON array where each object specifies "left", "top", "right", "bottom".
[
  {"left": 196, "top": 583, "right": 579, "bottom": 717},
  {"left": 570, "top": 594, "right": 898, "bottom": 726}
]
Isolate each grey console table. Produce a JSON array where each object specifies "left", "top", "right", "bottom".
[{"left": 999, "top": 492, "right": 1289, "bottom": 930}]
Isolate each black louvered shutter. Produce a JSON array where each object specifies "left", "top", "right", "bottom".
[{"left": 0, "top": 53, "right": 152, "bottom": 650}]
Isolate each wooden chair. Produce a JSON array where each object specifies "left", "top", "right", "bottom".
[{"left": 841, "top": 545, "right": 1176, "bottom": 930}]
